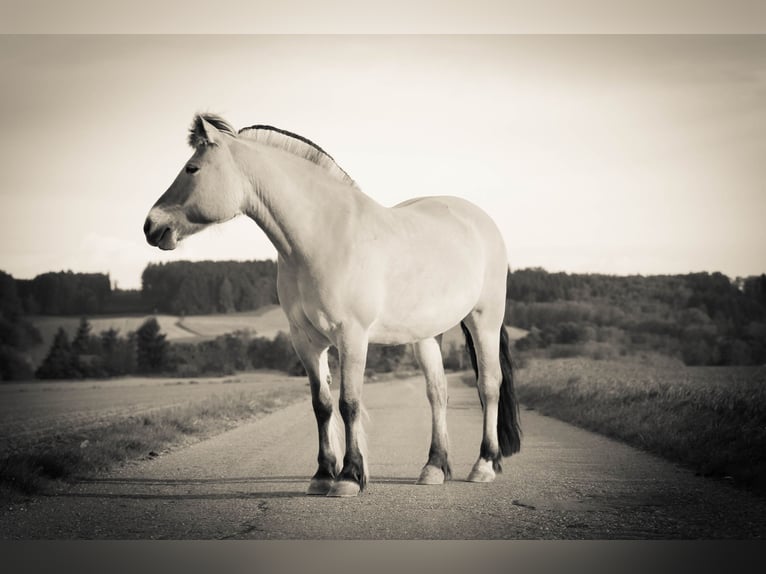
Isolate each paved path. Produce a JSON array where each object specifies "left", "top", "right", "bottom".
[{"left": 2, "top": 373, "right": 765, "bottom": 539}]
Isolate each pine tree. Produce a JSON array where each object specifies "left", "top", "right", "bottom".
[
  {"left": 36, "top": 327, "right": 80, "bottom": 379},
  {"left": 136, "top": 318, "right": 168, "bottom": 373},
  {"left": 72, "top": 317, "right": 92, "bottom": 355}
]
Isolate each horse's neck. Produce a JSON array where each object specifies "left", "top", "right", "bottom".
[{"left": 237, "top": 143, "right": 369, "bottom": 263}]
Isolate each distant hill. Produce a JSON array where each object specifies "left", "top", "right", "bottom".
[{"left": 506, "top": 269, "right": 766, "bottom": 365}]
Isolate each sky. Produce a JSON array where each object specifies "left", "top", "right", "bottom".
[{"left": 0, "top": 34, "right": 764, "bottom": 289}]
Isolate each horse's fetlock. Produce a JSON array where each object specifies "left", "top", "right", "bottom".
[{"left": 480, "top": 438, "right": 501, "bottom": 465}]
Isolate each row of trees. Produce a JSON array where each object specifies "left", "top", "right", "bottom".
[
  {"left": 509, "top": 269, "right": 766, "bottom": 365},
  {"left": 16, "top": 271, "right": 112, "bottom": 315},
  {"left": 3, "top": 259, "right": 281, "bottom": 318},
  {"left": 36, "top": 318, "right": 161, "bottom": 379}
]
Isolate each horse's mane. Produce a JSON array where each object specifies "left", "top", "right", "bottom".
[
  {"left": 188, "top": 113, "right": 357, "bottom": 188},
  {"left": 239, "top": 124, "right": 357, "bottom": 188}
]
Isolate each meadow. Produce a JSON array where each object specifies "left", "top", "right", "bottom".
[{"left": 512, "top": 357, "right": 766, "bottom": 493}]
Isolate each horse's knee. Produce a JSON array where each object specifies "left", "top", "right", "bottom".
[
  {"left": 339, "top": 397, "right": 360, "bottom": 423},
  {"left": 312, "top": 395, "right": 333, "bottom": 425}
]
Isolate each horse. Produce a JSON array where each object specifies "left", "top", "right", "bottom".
[{"left": 144, "top": 114, "right": 521, "bottom": 497}]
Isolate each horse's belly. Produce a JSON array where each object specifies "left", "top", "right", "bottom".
[
  {"left": 368, "top": 260, "right": 484, "bottom": 344},
  {"left": 367, "top": 308, "right": 471, "bottom": 345}
]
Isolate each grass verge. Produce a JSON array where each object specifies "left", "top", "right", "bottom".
[
  {"left": 508, "top": 358, "right": 766, "bottom": 494},
  {"left": 0, "top": 384, "right": 307, "bottom": 499}
]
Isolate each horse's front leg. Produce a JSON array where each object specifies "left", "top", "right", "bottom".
[
  {"left": 290, "top": 326, "right": 341, "bottom": 495},
  {"left": 327, "top": 328, "right": 369, "bottom": 497}
]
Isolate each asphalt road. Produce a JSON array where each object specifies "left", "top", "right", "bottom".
[{"left": 2, "top": 372, "right": 766, "bottom": 539}]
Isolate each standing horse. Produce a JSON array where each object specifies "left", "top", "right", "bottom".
[{"left": 144, "top": 114, "right": 521, "bottom": 497}]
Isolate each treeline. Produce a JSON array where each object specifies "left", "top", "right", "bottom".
[
  {"left": 4, "top": 264, "right": 766, "bottom": 379},
  {"left": 508, "top": 269, "right": 766, "bottom": 366},
  {"left": 16, "top": 271, "right": 112, "bottom": 315},
  {"left": 2, "top": 260, "right": 280, "bottom": 317},
  {"left": 141, "top": 260, "right": 278, "bottom": 314}
]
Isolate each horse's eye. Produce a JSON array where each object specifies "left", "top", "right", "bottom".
[{"left": 185, "top": 164, "right": 199, "bottom": 174}]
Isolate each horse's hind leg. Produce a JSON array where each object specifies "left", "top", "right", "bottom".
[
  {"left": 462, "top": 315, "right": 503, "bottom": 483},
  {"left": 413, "top": 337, "right": 451, "bottom": 485},
  {"left": 290, "top": 326, "right": 341, "bottom": 495}
]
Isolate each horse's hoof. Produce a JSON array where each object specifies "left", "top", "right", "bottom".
[
  {"left": 326, "top": 480, "right": 361, "bottom": 497},
  {"left": 467, "top": 460, "right": 496, "bottom": 483},
  {"left": 416, "top": 465, "right": 445, "bottom": 485},
  {"left": 306, "top": 478, "right": 334, "bottom": 495}
]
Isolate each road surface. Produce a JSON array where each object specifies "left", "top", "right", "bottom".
[{"left": 2, "top": 373, "right": 765, "bottom": 539}]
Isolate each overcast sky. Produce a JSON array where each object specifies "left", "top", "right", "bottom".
[{"left": 0, "top": 35, "right": 764, "bottom": 288}]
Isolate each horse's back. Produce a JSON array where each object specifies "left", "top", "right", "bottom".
[{"left": 391, "top": 195, "right": 507, "bottom": 265}]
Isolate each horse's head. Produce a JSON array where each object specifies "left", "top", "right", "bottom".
[{"left": 144, "top": 114, "right": 246, "bottom": 250}]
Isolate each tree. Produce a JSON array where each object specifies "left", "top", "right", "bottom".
[
  {"left": 0, "top": 270, "right": 42, "bottom": 380},
  {"left": 136, "top": 318, "right": 168, "bottom": 373},
  {"left": 36, "top": 327, "right": 80, "bottom": 379},
  {"left": 72, "top": 317, "right": 93, "bottom": 355},
  {"left": 218, "top": 277, "right": 235, "bottom": 313}
]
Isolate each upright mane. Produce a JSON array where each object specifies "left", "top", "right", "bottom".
[{"left": 238, "top": 124, "right": 358, "bottom": 188}]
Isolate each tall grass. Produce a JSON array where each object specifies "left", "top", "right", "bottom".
[
  {"left": 0, "top": 385, "right": 306, "bottom": 498},
  {"left": 512, "top": 358, "right": 766, "bottom": 493}
]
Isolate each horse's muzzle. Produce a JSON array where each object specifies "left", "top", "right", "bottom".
[{"left": 144, "top": 216, "right": 174, "bottom": 249}]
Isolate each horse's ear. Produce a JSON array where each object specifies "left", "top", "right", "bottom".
[{"left": 188, "top": 115, "right": 222, "bottom": 148}]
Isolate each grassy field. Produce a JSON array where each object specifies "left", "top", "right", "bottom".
[
  {"left": 0, "top": 372, "right": 306, "bottom": 450},
  {"left": 512, "top": 357, "right": 766, "bottom": 493},
  {"left": 0, "top": 372, "right": 309, "bottom": 498}
]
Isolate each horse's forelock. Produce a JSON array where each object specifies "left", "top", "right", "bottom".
[{"left": 187, "top": 113, "right": 237, "bottom": 148}]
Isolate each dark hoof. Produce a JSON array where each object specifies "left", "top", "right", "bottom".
[{"left": 306, "top": 477, "right": 334, "bottom": 495}]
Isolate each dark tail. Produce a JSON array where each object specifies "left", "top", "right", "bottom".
[{"left": 460, "top": 322, "right": 522, "bottom": 457}]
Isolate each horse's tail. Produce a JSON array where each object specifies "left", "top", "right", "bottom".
[{"left": 460, "top": 322, "right": 522, "bottom": 457}]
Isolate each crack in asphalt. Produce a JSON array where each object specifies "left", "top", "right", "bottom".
[{"left": 217, "top": 500, "right": 270, "bottom": 540}]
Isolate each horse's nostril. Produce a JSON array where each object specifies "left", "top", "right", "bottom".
[{"left": 144, "top": 217, "right": 171, "bottom": 247}]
